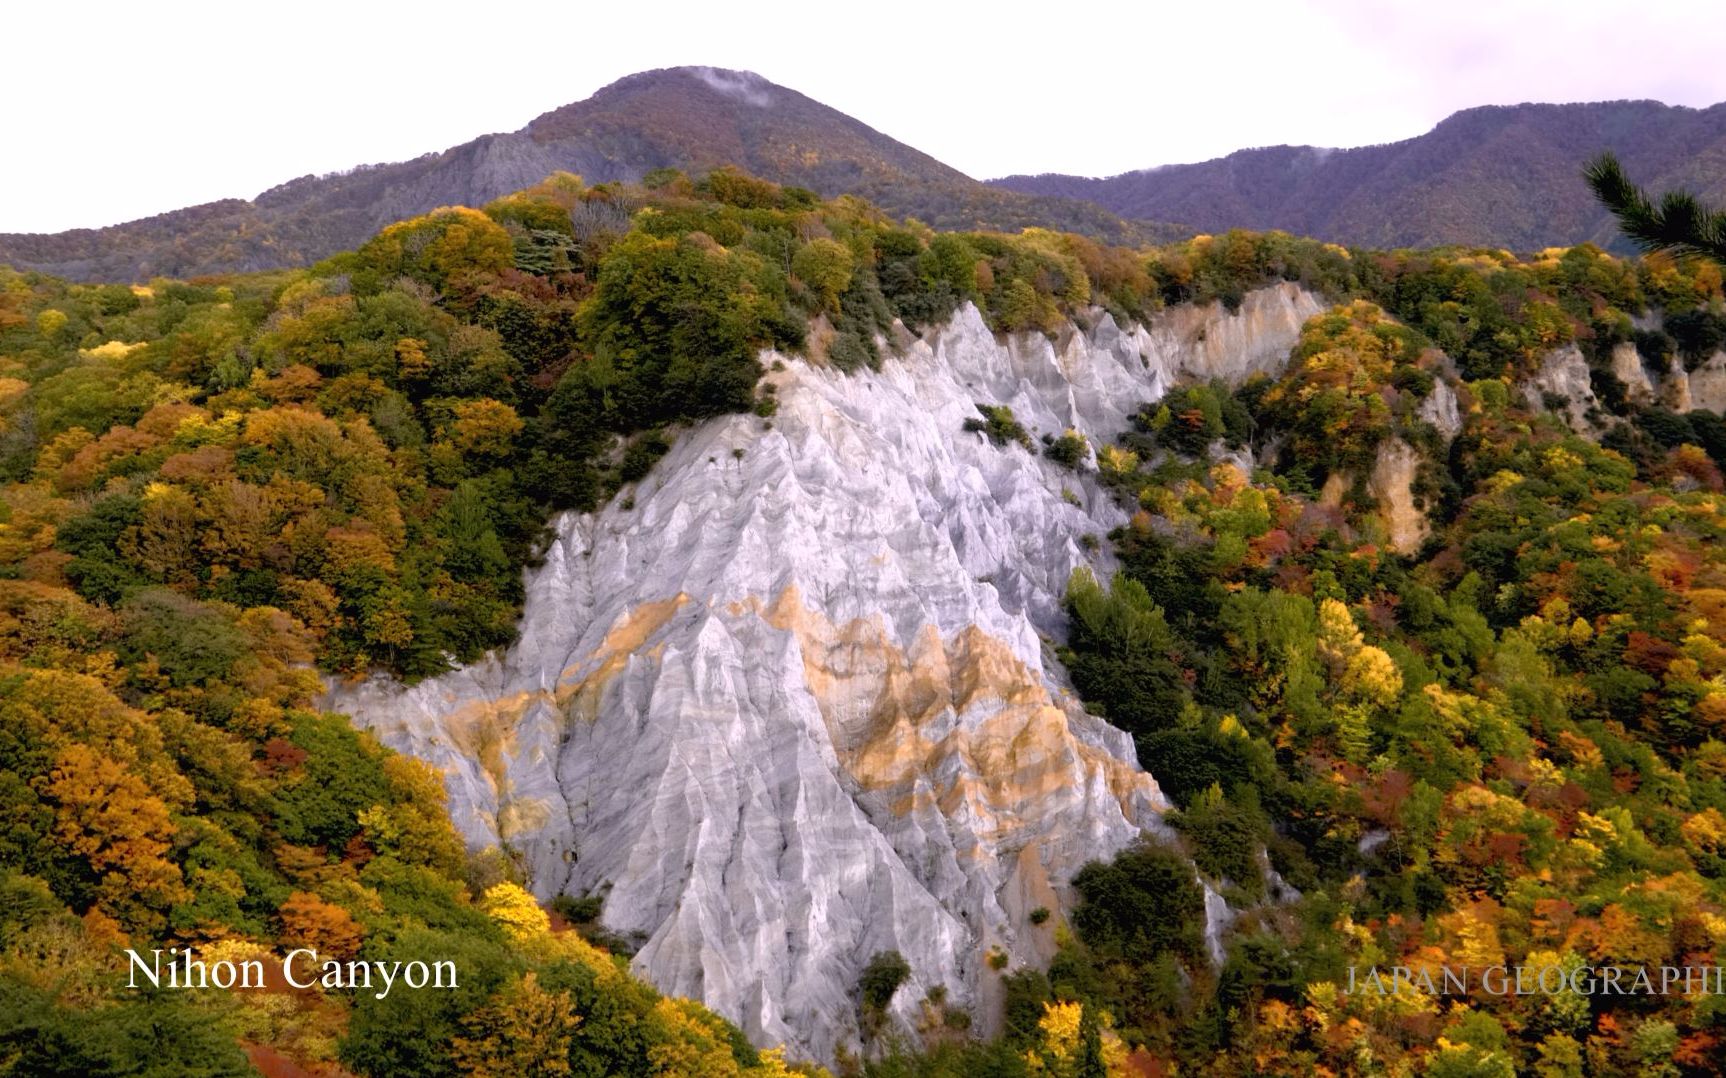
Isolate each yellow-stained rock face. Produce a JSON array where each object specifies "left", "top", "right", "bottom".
[
  {"left": 444, "top": 692, "right": 531, "bottom": 789},
  {"left": 324, "top": 294, "right": 1313, "bottom": 1064},
  {"left": 437, "top": 593, "right": 692, "bottom": 833},
  {"left": 750, "top": 585, "right": 1162, "bottom": 849},
  {"left": 558, "top": 593, "right": 689, "bottom": 724},
  {"left": 1369, "top": 438, "right": 1429, "bottom": 555}
]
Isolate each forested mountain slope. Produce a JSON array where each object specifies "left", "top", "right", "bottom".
[
  {"left": 0, "top": 68, "right": 1160, "bottom": 283},
  {"left": 994, "top": 100, "right": 1726, "bottom": 251},
  {"left": 5, "top": 168, "right": 1726, "bottom": 1075}
]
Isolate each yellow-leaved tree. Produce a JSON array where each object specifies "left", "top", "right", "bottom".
[
  {"left": 1315, "top": 598, "right": 1403, "bottom": 762},
  {"left": 46, "top": 743, "right": 188, "bottom": 933},
  {"left": 1022, "top": 1000, "right": 1128, "bottom": 1077},
  {"left": 450, "top": 971, "right": 581, "bottom": 1078}
]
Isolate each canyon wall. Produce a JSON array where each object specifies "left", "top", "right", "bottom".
[{"left": 324, "top": 284, "right": 1325, "bottom": 1061}]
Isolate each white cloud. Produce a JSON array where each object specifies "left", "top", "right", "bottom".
[{"left": 691, "top": 67, "right": 774, "bottom": 108}]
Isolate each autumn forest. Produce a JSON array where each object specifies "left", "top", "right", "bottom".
[{"left": 3, "top": 114, "right": 1726, "bottom": 1078}]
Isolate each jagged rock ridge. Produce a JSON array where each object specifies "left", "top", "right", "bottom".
[{"left": 324, "top": 284, "right": 1325, "bottom": 1062}]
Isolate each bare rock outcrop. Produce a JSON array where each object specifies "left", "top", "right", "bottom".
[
  {"left": 324, "top": 286, "right": 1322, "bottom": 1062},
  {"left": 1523, "top": 344, "right": 1601, "bottom": 432}
]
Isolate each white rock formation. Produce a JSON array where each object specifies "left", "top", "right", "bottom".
[
  {"left": 1141, "top": 282, "right": 1327, "bottom": 385},
  {"left": 1523, "top": 344, "right": 1601, "bottom": 432},
  {"left": 1610, "top": 341, "right": 1656, "bottom": 405},
  {"left": 1368, "top": 438, "right": 1429, "bottom": 555},
  {"left": 1417, "top": 379, "right": 1463, "bottom": 440},
  {"left": 1528, "top": 340, "right": 1726, "bottom": 432},
  {"left": 1685, "top": 352, "right": 1726, "bottom": 415},
  {"left": 324, "top": 286, "right": 1322, "bottom": 1063}
]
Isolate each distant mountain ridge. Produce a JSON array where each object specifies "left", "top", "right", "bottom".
[
  {"left": 991, "top": 100, "right": 1726, "bottom": 251},
  {"left": 0, "top": 67, "right": 1160, "bottom": 282},
  {"left": 10, "top": 84, "right": 1726, "bottom": 283}
]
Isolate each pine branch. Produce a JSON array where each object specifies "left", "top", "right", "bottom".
[{"left": 1585, "top": 152, "right": 1726, "bottom": 265}]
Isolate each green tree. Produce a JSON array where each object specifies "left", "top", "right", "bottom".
[
  {"left": 339, "top": 928, "right": 520, "bottom": 1078},
  {"left": 117, "top": 590, "right": 247, "bottom": 688},
  {"left": 860, "top": 950, "right": 912, "bottom": 1015},
  {"left": 792, "top": 238, "right": 855, "bottom": 311},
  {"left": 578, "top": 232, "right": 795, "bottom": 428},
  {"left": 270, "top": 710, "right": 393, "bottom": 850},
  {"left": 0, "top": 980, "right": 254, "bottom": 1078},
  {"left": 1062, "top": 569, "right": 1185, "bottom": 733},
  {"left": 1068, "top": 840, "right": 1206, "bottom": 967}
]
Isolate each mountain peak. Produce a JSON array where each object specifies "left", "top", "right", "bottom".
[
  {"left": 524, "top": 64, "right": 796, "bottom": 147},
  {"left": 684, "top": 66, "right": 776, "bottom": 106},
  {"left": 575, "top": 65, "right": 780, "bottom": 107}
]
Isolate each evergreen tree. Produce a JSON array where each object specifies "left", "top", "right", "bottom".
[{"left": 1586, "top": 152, "right": 1726, "bottom": 265}]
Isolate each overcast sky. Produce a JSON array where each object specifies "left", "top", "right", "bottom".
[{"left": 6, "top": 0, "right": 1725, "bottom": 233}]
